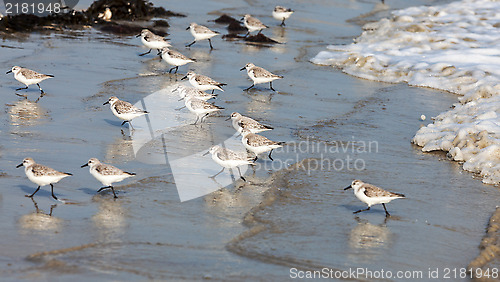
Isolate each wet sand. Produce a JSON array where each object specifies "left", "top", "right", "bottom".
[{"left": 0, "top": 0, "right": 498, "bottom": 280}]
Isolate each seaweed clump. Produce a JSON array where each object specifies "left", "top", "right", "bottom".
[
  {"left": 0, "top": 0, "right": 184, "bottom": 34},
  {"left": 245, "top": 33, "right": 279, "bottom": 44},
  {"left": 213, "top": 14, "right": 246, "bottom": 33},
  {"left": 86, "top": 0, "right": 184, "bottom": 21},
  {"left": 0, "top": 11, "right": 91, "bottom": 32},
  {"left": 222, "top": 33, "right": 280, "bottom": 44}
]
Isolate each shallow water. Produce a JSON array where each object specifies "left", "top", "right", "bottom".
[{"left": 1, "top": 0, "right": 498, "bottom": 280}]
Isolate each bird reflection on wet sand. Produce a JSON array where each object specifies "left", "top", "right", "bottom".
[
  {"left": 349, "top": 217, "right": 391, "bottom": 252},
  {"left": 18, "top": 198, "right": 61, "bottom": 232},
  {"left": 7, "top": 99, "right": 50, "bottom": 127}
]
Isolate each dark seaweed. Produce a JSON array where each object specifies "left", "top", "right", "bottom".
[{"left": 0, "top": 0, "right": 184, "bottom": 34}]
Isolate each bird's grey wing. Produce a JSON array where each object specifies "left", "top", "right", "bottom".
[
  {"left": 95, "top": 164, "right": 123, "bottom": 175},
  {"left": 31, "top": 164, "right": 60, "bottom": 176}
]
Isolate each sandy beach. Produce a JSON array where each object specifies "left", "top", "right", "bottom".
[{"left": 0, "top": 0, "right": 498, "bottom": 280}]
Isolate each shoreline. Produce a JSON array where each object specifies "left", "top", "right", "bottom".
[{"left": 311, "top": 0, "right": 500, "bottom": 187}]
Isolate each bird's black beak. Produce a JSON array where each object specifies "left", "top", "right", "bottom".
[
  {"left": 344, "top": 185, "right": 352, "bottom": 190},
  {"left": 186, "top": 26, "right": 190, "bottom": 30},
  {"left": 16, "top": 163, "right": 23, "bottom": 168},
  {"left": 81, "top": 163, "right": 89, "bottom": 168},
  {"left": 178, "top": 97, "right": 184, "bottom": 101},
  {"left": 240, "top": 67, "right": 246, "bottom": 71},
  {"left": 202, "top": 151, "right": 210, "bottom": 156},
  {"left": 225, "top": 116, "right": 231, "bottom": 121},
  {"left": 136, "top": 33, "right": 141, "bottom": 37},
  {"left": 6, "top": 70, "right": 12, "bottom": 74},
  {"left": 240, "top": 17, "right": 244, "bottom": 21},
  {"left": 103, "top": 101, "right": 109, "bottom": 105},
  {"left": 181, "top": 76, "right": 187, "bottom": 80}
]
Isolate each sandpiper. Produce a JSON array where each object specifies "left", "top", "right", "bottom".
[
  {"left": 7, "top": 66, "right": 54, "bottom": 96},
  {"left": 103, "top": 96, "right": 148, "bottom": 130},
  {"left": 240, "top": 63, "right": 283, "bottom": 91},
  {"left": 229, "top": 112, "right": 273, "bottom": 134},
  {"left": 82, "top": 158, "right": 135, "bottom": 198},
  {"left": 272, "top": 6, "right": 294, "bottom": 26},
  {"left": 17, "top": 157, "right": 72, "bottom": 201},
  {"left": 158, "top": 47, "right": 195, "bottom": 74},
  {"left": 136, "top": 29, "right": 171, "bottom": 56},
  {"left": 204, "top": 145, "right": 254, "bottom": 181},
  {"left": 344, "top": 180, "right": 406, "bottom": 217},
  {"left": 241, "top": 129, "right": 283, "bottom": 161},
  {"left": 186, "top": 23, "right": 220, "bottom": 49},
  {"left": 242, "top": 14, "right": 268, "bottom": 36}
]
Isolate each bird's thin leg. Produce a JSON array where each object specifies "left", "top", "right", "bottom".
[
  {"left": 175, "top": 106, "right": 186, "bottom": 111},
  {"left": 268, "top": 149, "right": 275, "bottom": 161},
  {"left": 192, "top": 116, "right": 200, "bottom": 125},
  {"left": 258, "top": 30, "right": 262, "bottom": 35},
  {"left": 244, "top": 31, "right": 249, "bottom": 37},
  {"left": 353, "top": 207, "right": 371, "bottom": 214},
  {"left": 244, "top": 84, "right": 255, "bottom": 91},
  {"left": 382, "top": 203, "right": 391, "bottom": 217},
  {"left": 16, "top": 86, "right": 28, "bottom": 91},
  {"left": 36, "top": 84, "right": 44, "bottom": 94},
  {"left": 208, "top": 39, "right": 214, "bottom": 50},
  {"left": 35, "top": 92, "right": 45, "bottom": 103},
  {"left": 174, "top": 66, "right": 179, "bottom": 74},
  {"left": 110, "top": 186, "right": 118, "bottom": 198},
  {"left": 26, "top": 186, "right": 41, "bottom": 198},
  {"left": 200, "top": 113, "right": 210, "bottom": 123},
  {"left": 186, "top": 40, "right": 196, "bottom": 47},
  {"left": 211, "top": 89, "right": 214, "bottom": 94},
  {"left": 281, "top": 19, "right": 286, "bottom": 27},
  {"left": 139, "top": 49, "right": 152, "bottom": 56},
  {"left": 210, "top": 167, "right": 225, "bottom": 179},
  {"left": 270, "top": 82, "right": 276, "bottom": 91},
  {"left": 97, "top": 186, "right": 111, "bottom": 193},
  {"left": 237, "top": 167, "right": 246, "bottom": 181},
  {"left": 49, "top": 205, "right": 56, "bottom": 216},
  {"left": 31, "top": 198, "right": 39, "bottom": 212},
  {"left": 120, "top": 120, "right": 134, "bottom": 130},
  {"left": 50, "top": 184, "right": 58, "bottom": 200}
]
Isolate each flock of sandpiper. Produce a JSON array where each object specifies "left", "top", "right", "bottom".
[{"left": 6, "top": 5, "right": 405, "bottom": 216}]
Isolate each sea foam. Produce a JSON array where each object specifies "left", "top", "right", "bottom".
[{"left": 312, "top": 0, "right": 500, "bottom": 185}]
